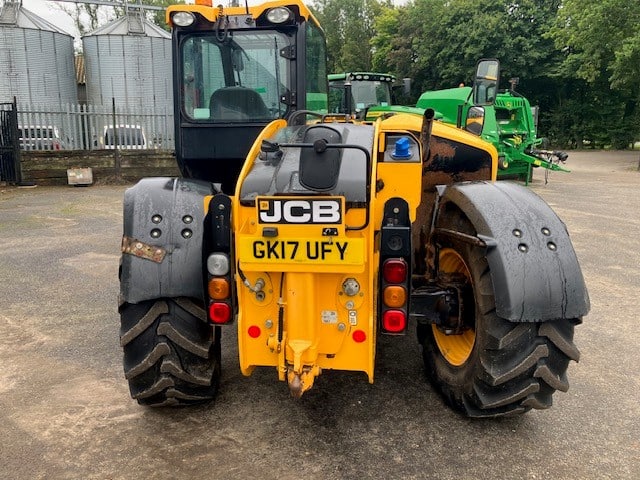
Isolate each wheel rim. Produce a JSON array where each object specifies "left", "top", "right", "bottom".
[{"left": 432, "top": 248, "right": 476, "bottom": 366}]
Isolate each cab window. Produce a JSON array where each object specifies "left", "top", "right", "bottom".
[{"left": 181, "top": 32, "right": 291, "bottom": 121}]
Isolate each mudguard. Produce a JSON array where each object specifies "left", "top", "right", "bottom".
[
  {"left": 119, "top": 177, "right": 217, "bottom": 305},
  {"left": 437, "top": 181, "right": 590, "bottom": 322}
]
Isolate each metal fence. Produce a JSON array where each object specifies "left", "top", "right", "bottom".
[{"left": 16, "top": 101, "right": 174, "bottom": 151}]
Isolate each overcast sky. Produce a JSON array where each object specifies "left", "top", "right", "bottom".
[{"left": 22, "top": 0, "right": 82, "bottom": 36}]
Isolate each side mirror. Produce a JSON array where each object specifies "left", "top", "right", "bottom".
[
  {"left": 473, "top": 58, "right": 500, "bottom": 106},
  {"left": 402, "top": 78, "right": 411, "bottom": 96},
  {"left": 464, "top": 106, "right": 485, "bottom": 135},
  {"left": 328, "top": 85, "right": 345, "bottom": 113},
  {"left": 232, "top": 49, "right": 244, "bottom": 72}
]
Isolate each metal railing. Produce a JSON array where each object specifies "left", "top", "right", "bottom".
[{"left": 16, "top": 100, "right": 174, "bottom": 151}]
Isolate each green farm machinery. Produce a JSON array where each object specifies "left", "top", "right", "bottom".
[
  {"left": 417, "top": 59, "right": 569, "bottom": 183},
  {"left": 337, "top": 61, "right": 570, "bottom": 183},
  {"left": 328, "top": 72, "right": 419, "bottom": 120}
]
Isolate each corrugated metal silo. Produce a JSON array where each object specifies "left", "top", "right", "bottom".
[
  {"left": 82, "top": 9, "right": 172, "bottom": 111},
  {"left": 0, "top": 0, "right": 77, "bottom": 105}
]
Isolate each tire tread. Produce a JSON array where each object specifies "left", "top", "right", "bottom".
[
  {"left": 120, "top": 298, "right": 220, "bottom": 407},
  {"left": 420, "top": 212, "right": 581, "bottom": 417}
]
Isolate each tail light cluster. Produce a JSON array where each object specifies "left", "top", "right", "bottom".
[
  {"left": 381, "top": 258, "right": 409, "bottom": 334},
  {"left": 206, "top": 194, "right": 234, "bottom": 325},
  {"left": 206, "top": 253, "right": 232, "bottom": 324},
  {"left": 379, "top": 197, "right": 411, "bottom": 335}
]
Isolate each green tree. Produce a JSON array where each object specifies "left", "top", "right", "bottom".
[
  {"left": 370, "top": 6, "right": 400, "bottom": 74},
  {"left": 409, "top": 0, "right": 560, "bottom": 88},
  {"left": 369, "top": 0, "right": 563, "bottom": 102},
  {"left": 312, "top": 0, "right": 390, "bottom": 74},
  {"left": 549, "top": 0, "right": 640, "bottom": 147}
]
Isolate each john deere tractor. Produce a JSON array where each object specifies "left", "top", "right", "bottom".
[
  {"left": 118, "top": 1, "right": 589, "bottom": 417},
  {"left": 417, "top": 59, "right": 570, "bottom": 183},
  {"left": 328, "top": 71, "right": 421, "bottom": 121},
  {"left": 328, "top": 72, "right": 395, "bottom": 115}
]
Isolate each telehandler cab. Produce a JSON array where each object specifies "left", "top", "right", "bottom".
[{"left": 118, "top": 0, "right": 589, "bottom": 417}]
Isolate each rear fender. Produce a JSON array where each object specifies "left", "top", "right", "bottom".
[
  {"left": 436, "top": 181, "right": 590, "bottom": 321},
  {"left": 119, "top": 177, "right": 217, "bottom": 305}
]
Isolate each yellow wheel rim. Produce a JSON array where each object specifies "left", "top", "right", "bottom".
[{"left": 432, "top": 248, "right": 476, "bottom": 366}]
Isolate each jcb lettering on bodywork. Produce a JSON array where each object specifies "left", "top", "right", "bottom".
[{"left": 258, "top": 198, "right": 342, "bottom": 224}]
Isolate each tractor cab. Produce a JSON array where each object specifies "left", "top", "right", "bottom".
[
  {"left": 328, "top": 72, "right": 396, "bottom": 118},
  {"left": 167, "top": 1, "right": 328, "bottom": 191}
]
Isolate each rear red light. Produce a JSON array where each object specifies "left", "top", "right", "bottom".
[
  {"left": 248, "top": 325, "right": 261, "bottom": 338},
  {"left": 352, "top": 329, "right": 367, "bottom": 343},
  {"left": 383, "top": 259, "right": 407, "bottom": 284},
  {"left": 209, "top": 302, "right": 231, "bottom": 324},
  {"left": 382, "top": 309, "right": 406, "bottom": 333}
]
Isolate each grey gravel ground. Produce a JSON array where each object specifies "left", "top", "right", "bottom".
[{"left": 0, "top": 150, "right": 638, "bottom": 480}]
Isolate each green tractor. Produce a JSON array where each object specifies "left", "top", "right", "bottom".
[
  {"left": 328, "top": 72, "right": 420, "bottom": 120},
  {"left": 417, "top": 59, "right": 569, "bottom": 183}
]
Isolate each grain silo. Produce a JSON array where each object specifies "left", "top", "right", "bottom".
[
  {"left": 82, "top": 8, "right": 172, "bottom": 111},
  {"left": 0, "top": 0, "right": 77, "bottom": 105}
]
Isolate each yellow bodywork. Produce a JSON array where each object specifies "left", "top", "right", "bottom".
[
  {"left": 215, "top": 113, "right": 496, "bottom": 396},
  {"left": 167, "top": 0, "right": 320, "bottom": 28}
]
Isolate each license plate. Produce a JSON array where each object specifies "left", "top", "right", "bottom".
[{"left": 238, "top": 237, "right": 365, "bottom": 267}]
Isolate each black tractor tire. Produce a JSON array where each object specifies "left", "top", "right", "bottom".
[
  {"left": 419, "top": 212, "right": 581, "bottom": 418},
  {"left": 119, "top": 297, "right": 221, "bottom": 407}
]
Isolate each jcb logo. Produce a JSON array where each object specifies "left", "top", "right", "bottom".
[{"left": 258, "top": 198, "right": 342, "bottom": 224}]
